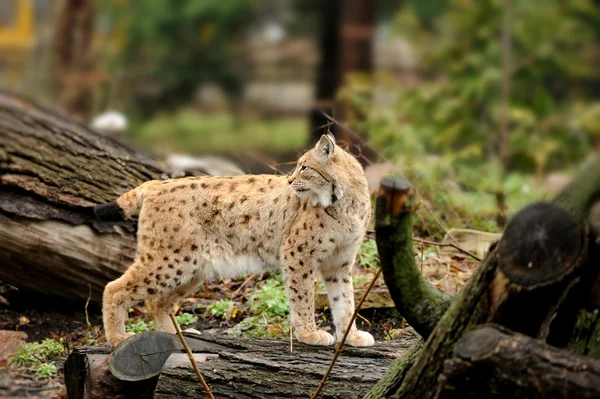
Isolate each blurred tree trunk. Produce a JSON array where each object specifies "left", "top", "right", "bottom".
[
  {"left": 309, "top": 0, "right": 342, "bottom": 142},
  {"left": 52, "top": 0, "right": 101, "bottom": 121},
  {"left": 311, "top": 0, "right": 377, "bottom": 164}
]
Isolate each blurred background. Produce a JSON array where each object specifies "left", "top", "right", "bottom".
[{"left": 2, "top": 0, "right": 600, "bottom": 233}]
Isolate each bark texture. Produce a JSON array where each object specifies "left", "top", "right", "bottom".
[
  {"left": 0, "top": 90, "right": 164, "bottom": 305},
  {"left": 375, "top": 176, "right": 451, "bottom": 339},
  {"left": 65, "top": 331, "right": 419, "bottom": 399},
  {"left": 436, "top": 325, "right": 600, "bottom": 399}
]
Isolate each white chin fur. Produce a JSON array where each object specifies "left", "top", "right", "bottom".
[
  {"left": 312, "top": 191, "right": 331, "bottom": 208},
  {"left": 293, "top": 188, "right": 331, "bottom": 208}
]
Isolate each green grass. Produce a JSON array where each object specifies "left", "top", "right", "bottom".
[
  {"left": 11, "top": 339, "right": 64, "bottom": 367},
  {"left": 130, "top": 110, "right": 308, "bottom": 155}
]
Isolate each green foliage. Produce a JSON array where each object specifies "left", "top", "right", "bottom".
[
  {"left": 205, "top": 299, "right": 236, "bottom": 319},
  {"left": 175, "top": 313, "right": 198, "bottom": 326},
  {"left": 340, "top": 0, "right": 599, "bottom": 232},
  {"left": 11, "top": 339, "right": 64, "bottom": 367},
  {"left": 32, "top": 363, "right": 57, "bottom": 377},
  {"left": 226, "top": 275, "right": 290, "bottom": 338},
  {"left": 125, "top": 320, "right": 151, "bottom": 333},
  {"left": 369, "top": 0, "right": 599, "bottom": 172},
  {"left": 131, "top": 110, "right": 307, "bottom": 154},
  {"left": 99, "top": 0, "right": 257, "bottom": 114},
  {"left": 81, "top": 331, "right": 100, "bottom": 346},
  {"left": 357, "top": 239, "right": 380, "bottom": 269},
  {"left": 248, "top": 279, "right": 289, "bottom": 318}
]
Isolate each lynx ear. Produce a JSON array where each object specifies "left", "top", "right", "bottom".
[{"left": 315, "top": 134, "right": 335, "bottom": 161}]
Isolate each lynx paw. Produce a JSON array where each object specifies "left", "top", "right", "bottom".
[
  {"left": 107, "top": 331, "right": 135, "bottom": 346},
  {"left": 344, "top": 331, "right": 375, "bottom": 347},
  {"left": 298, "top": 330, "right": 335, "bottom": 346}
]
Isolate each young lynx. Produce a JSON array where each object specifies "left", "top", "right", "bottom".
[{"left": 97, "top": 135, "right": 374, "bottom": 347}]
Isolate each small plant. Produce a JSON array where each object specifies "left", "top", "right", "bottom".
[
  {"left": 125, "top": 319, "right": 150, "bottom": 333},
  {"left": 384, "top": 328, "right": 403, "bottom": 342},
  {"left": 175, "top": 313, "right": 198, "bottom": 326},
  {"left": 248, "top": 279, "right": 288, "bottom": 318},
  {"left": 81, "top": 331, "right": 100, "bottom": 346},
  {"left": 11, "top": 339, "right": 64, "bottom": 367},
  {"left": 205, "top": 299, "right": 236, "bottom": 319},
  {"left": 357, "top": 239, "right": 379, "bottom": 269},
  {"left": 32, "top": 362, "right": 57, "bottom": 377}
]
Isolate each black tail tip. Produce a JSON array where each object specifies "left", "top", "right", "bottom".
[{"left": 95, "top": 201, "right": 125, "bottom": 221}]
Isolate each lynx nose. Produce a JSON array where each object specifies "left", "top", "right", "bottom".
[{"left": 288, "top": 177, "right": 294, "bottom": 185}]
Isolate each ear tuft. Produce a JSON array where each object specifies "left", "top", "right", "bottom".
[{"left": 315, "top": 134, "right": 335, "bottom": 161}]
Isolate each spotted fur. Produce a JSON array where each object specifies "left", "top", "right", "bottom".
[{"left": 100, "top": 135, "right": 374, "bottom": 347}]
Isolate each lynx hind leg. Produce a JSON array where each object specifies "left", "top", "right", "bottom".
[
  {"left": 103, "top": 262, "right": 146, "bottom": 345},
  {"left": 322, "top": 262, "right": 375, "bottom": 347},
  {"left": 146, "top": 278, "right": 199, "bottom": 334}
]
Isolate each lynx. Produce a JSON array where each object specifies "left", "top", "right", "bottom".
[{"left": 97, "top": 135, "right": 374, "bottom": 347}]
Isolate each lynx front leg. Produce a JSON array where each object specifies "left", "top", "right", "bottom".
[
  {"left": 321, "top": 260, "right": 375, "bottom": 347},
  {"left": 282, "top": 256, "right": 334, "bottom": 346}
]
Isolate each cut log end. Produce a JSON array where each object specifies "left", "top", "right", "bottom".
[
  {"left": 377, "top": 176, "right": 413, "bottom": 218},
  {"left": 453, "top": 325, "right": 504, "bottom": 359},
  {"left": 497, "top": 202, "right": 585, "bottom": 287}
]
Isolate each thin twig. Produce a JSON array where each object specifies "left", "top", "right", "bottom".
[
  {"left": 85, "top": 284, "right": 91, "bottom": 328},
  {"left": 412, "top": 237, "right": 481, "bottom": 261},
  {"left": 310, "top": 268, "right": 382, "bottom": 399},
  {"left": 356, "top": 312, "right": 372, "bottom": 329},
  {"left": 169, "top": 314, "right": 215, "bottom": 399},
  {"left": 319, "top": 111, "right": 389, "bottom": 163},
  {"left": 417, "top": 198, "right": 464, "bottom": 247},
  {"left": 231, "top": 274, "right": 255, "bottom": 299},
  {"left": 289, "top": 323, "right": 294, "bottom": 353}
]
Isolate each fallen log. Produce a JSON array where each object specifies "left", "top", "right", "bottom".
[
  {"left": 0, "top": 91, "right": 165, "bottom": 305},
  {"left": 366, "top": 157, "right": 600, "bottom": 398},
  {"left": 65, "top": 331, "right": 419, "bottom": 399},
  {"left": 435, "top": 325, "right": 600, "bottom": 399}
]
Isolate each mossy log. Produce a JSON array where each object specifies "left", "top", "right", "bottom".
[
  {"left": 436, "top": 325, "right": 600, "bottom": 399},
  {"left": 0, "top": 90, "right": 164, "bottom": 305},
  {"left": 367, "top": 157, "right": 600, "bottom": 398},
  {"left": 374, "top": 177, "right": 451, "bottom": 339},
  {"left": 65, "top": 331, "right": 419, "bottom": 399}
]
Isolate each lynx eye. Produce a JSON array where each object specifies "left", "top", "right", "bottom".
[{"left": 299, "top": 165, "right": 307, "bottom": 172}]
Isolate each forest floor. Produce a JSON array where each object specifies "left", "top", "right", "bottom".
[{"left": 0, "top": 238, "right": 479, "bottom": 398}]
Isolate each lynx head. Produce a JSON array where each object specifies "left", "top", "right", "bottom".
[{"left": 288, "top": 134, "right": 364, "bottom": 207}]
